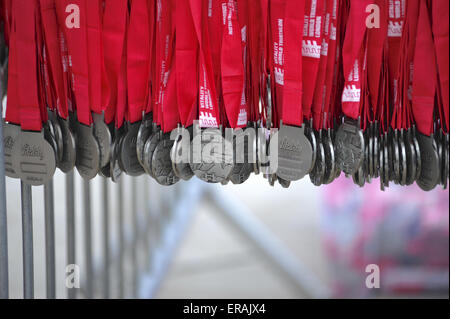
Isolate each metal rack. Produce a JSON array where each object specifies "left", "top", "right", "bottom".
[{"left": 1, "top": 92, "right": 330, "bottom": 300}]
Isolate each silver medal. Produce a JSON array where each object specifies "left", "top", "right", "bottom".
[
  {"left": 136, "top": 112, "right": 153, "bottom": 168},
  {"left": 120, "top": 122, "right": 145, "bottom": 176},
  {"left": 57, "top": 117, "right": 76, "bottom": 173},
  {"left": 12, "top": 130, "right": 56, "bottom": 186},
  {"left": 190, "top": 129, "right": 234, "bottom": 183},
  {"left": 75, "top": 122, "right": 100, "bottom": 180},
  {"left": 2, "top": 121, "right": 21, "bottom": 178},
  {"left": 335, "top": 117, "right": 365, "bottom": 175},
  {"left": 276, "top": 122, "right": 313, "bottom": 182},
  {"left": 170, "top": 127, "right": 194, "bottom": 181},
  {"left": 93, "top": 112, "right": 112, "bottom": 168},
  {"left": 152, "top": 137, "right": 180, "bottom": 186}
]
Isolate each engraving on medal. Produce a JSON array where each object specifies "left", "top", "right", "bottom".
[
  {"left": 190, "top": 129, "right": 233, "bottom": 183},
  {"left": 335, "top": 117, "right": 364, "bottom": 175},
  {"left": 12, "top": 130, "right": 56, "bottom": 186},
  {"left": 152, "top": 137, "right": 180, "bottom": 186},
  {"left": 75, "top": 122, "right": 100, "bottom": 180},
  {"left": 276, "top": 123, "right": 313, "bottom": 181},
  {"left": 2, "top": 122, "right": 20, "bottom": 178}
]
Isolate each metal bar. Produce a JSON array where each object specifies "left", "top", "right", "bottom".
[
  {"left": 141, "top": 177, "right": 151, "bottom": 272},
  {"left": 139, "top": 180, "right": 202, "bottom": 298},
  {"left": 83, "top": 179, "right": 93, "bottom": 299},
  {"left": 205, "top": 185, "right": 331, "bottom": 299},
  {"left": 21, "top": 182, "right": 34, "bottom": 299},
  {"left": 44, "top": 180, "right": 56, "bottom": 299},
  {"left": 102, "top": 177, "right": 110, "bottom": 299},
  {"left": 66, "top": 171, "right": 76, "bottom": 299},
  {"left": 117, "top": 178, "right": 124, "bottom": 298},
  {"left": 131, "top": 178, "right": 138, "bottom": 298},
  {"left": 0, "top": 97, "right": 9, "bottom": 299}
]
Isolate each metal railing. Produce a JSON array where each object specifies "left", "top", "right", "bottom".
[{"left": 0, "top": 98, "right": 199, "bottom": 298}]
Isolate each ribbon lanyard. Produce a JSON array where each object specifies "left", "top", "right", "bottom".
[
  {"left": 312, "top": 0, "right": 333, "bottom": 131},
  {"left": 86, "top": 0, "right": 102, "bottom": 116},
  {"left": 189, "top": 0, "right": 220, "bottom": 129},
  {"left": 176, "top": 0, "right": 199, "bottom": 128},
  {"left": 366, "top": 0, "right": 388, "bottom": 128},
  {"left": 102, "top": 0, "right": 128, "bottom": 125},
  {"left": 432, "top": 0, "right": 449, "bottom": 134},
  {"left": 153, "top": 0, "right": 175, "bottom": 131},
  {"left": 143, "top": 0, "right": 156, "bottom": 116},
  {"left": 280, "top": 0, "right": 304, "bottom": 128},
  {"left": 56, "top": 0, "right": 91, "bottom": 126},
  {"left": 161, "top": 1, "right": 179, "bottom": 134},
  {"left": 323, "top": 0, "right": 340, "bottom": 129},
  {"left": 5, "top": 0, "right": 19, "bottom": 126},
  {"left": 40, "top": 0, "right": 69, "bottom": 120},
  {"left": 221, "top": 0, "right": 247, "bottom": 129},
  {"left": 16, "top": 0, "right": 43, "bottom": 132},
  {"left": 412, "top": 0, "right": 436, "bottom": 136},
  {"left": 115, "top": 7, "right": 128, "bottom": 130},
  {"left": 302, "top": 0, "right": 324, "bottom": 123},
  {"left": 127, "top": 0, "right": 150, "bottom": 125},
  {"left": 246, "top": 0, "right": 261, "bottom": 124},
  {"left": 341, "top": 0, "right": 371, "bottom": 123}
]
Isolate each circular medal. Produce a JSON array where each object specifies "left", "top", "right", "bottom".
[
  {"left": 170, "top": 130, "right": 194, "bottom": 181},
  {"left": 152, "top": 137, "right": 180, "bottom": 186},
  {"left": 136, "top": 113, "right": 153, "bottom": 168},
  {"left": 335, "top": 117, "right": 365, "bottom": 175},
  {"left": 228, "top": 129, "right": 253, "bottom": 185},
  {"left": 12, "top": 130, "right": 56, "bottom": 186},
  {"left": 109, "top": 129, "right": 125, "bottom": 183},
  {"left": 190, "top": 129, "right": 234, "bottom": 183},
  {"left": 276, "top": 123, "right": 313, "bottom": 181},
  {"left": 416, "top": 133, "right": 440, "bottom": 191},
  {"left": 93, "top": 114, "right": 112, "bottom": 168},
  {"left": 2, "top": 121, "right": 21, "bottom": 178},
  {"left": 57, "top": 117, "right": 76, "bottom": 173},
  {"left": 120, "top": 122, "right": 145, "bottom": 176},
  {"left": 309, "top": 132, "right": 325, "bottom": 187},
  {"left": 75, "top": 122, "right": 100, "bottom": 180},
  {"left": 398, "top": 131, "right": 407, "bottom": 186},
  {"left": 143, "top": 131, "right": 162, "bottom": 178}
]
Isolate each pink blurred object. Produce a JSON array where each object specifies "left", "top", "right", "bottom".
[{"left": 321, "top": 176, "right": 449, "bottom": 298}]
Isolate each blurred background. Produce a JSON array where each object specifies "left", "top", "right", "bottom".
[{"left": 2, "top": 170, "right": 448, "bottom": 299}]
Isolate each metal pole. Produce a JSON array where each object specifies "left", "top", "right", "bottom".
[
  {"left": 0, "top": 98, "right": 9, "bottom": 299},
  {"left": 21, "top": 182, "right": 34, "bottom": 299},
  {"left": 102, "top": 177, "right": 110, "bottom": 299},
  {"left": 44, "top": 180, "right": 56, "bottom": 299},
  {"left": 66, "top": 171, "right": 76, "bottom": 299},
  {"left": 83, "top": 179, "right": 93, "bottom": 299},
  {"left": 117, "top": 178, "right": 124, "bottom": 298},
  {"left": 131, "top": 178, "right": 138, "bottom": 298},
  {"left": 142, "top": 177, "right": 151, "bottom": 271}
]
